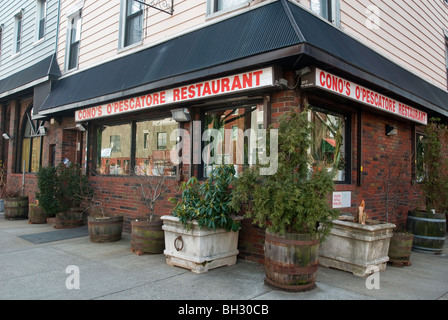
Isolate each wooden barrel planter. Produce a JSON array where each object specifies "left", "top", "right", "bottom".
[
  {"left": 88, "top": 215, "right": 123, "bottom": 243},
  {"left": 28, "top": 205, "right": 47, "bottom": 224},
  {"left": 131, "top": 219, "right": 165, "bottom": 254},
  {"left": 264, "top": 230, "right": 319, "bottom": 292},
  {"left": 55, "top": 208, "right": 84, "bottom": 229},
  {"left": 388, "top": 232, "right": 414, "bottom": 267},
  {"left": 4, "top": 196, "right": 29, "bottom": 220},
  {"left": 407, "top": 210, "right": 446, "bottom": 254}
]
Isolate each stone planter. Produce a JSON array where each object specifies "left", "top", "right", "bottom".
[
  {"left": 319, "top": 216, "right": 395, "bottom": 277},
  {"left": 161, "top": 215, "right": 240, "bottom": 273}
]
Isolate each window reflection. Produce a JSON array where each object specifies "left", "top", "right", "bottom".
[
  {"left": 96, "top": 123, "right": 131, "bottom": 175},
  {"left": 202, "top": 105, "right": 264, "bottom": 177},
  {"left": 135, "top": 118, "right": 177, "bottom": 176}
]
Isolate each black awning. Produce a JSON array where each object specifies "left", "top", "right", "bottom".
[
  {"left": 0, "top": 54, "right": 60, "bottom": 100},
  {"left": 38, "top": 0, "right": 448, "bottom": 118}
]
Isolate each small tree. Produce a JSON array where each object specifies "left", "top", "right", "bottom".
[
  {"left": 230, "top": 107, "right": 339, "bottom": 240},
  {"left": 0, "top": 161, "right": 6, "bottom": 199},
  {"left": 419, "top": 118, "right": 448, "bottom": 212},
  {"left": 36, "top": 166, "right": 61, "bottom": 217}
]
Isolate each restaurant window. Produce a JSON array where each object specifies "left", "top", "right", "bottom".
[
  {"left": 207, "top": 0, "right": 248, "bottom": 15},
  {"left": 415, "top": 132, "right": 425, "bottom": 182},
  {"left": 66, "top": 10, "right": 82, "bottom": 71},
  {"left": 36, "top": 0, "right": 46, "bottom": 41},
  {"left": 310, "top": 0, "right": 340, "bottom": 26},
  {"left": 201, "top": 104, "right": 264, "bottom": 178},
  {"left": 309, "top": 107, "right": 348, "bottom": 182},
  {"left": 95, "top": 117, "right": 177, "bottom": 177},
  {"left": 13, "top": 10, "right": 23, "bottom": 54},
  {"left": 120, "top": 0, "right": 143, "bottom": 48},
  {"left": 21, "top": 106, "right": 45, "bottom": 173}
]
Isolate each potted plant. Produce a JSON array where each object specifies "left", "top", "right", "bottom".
[
  {"left": 36, "top": 166, "right": 61, "bottom": 225},
  {"left": 230, "top": 107, "right": 339, "bottom": 291},
  {"left": 407, "top": 118, "right": 447, "bottom": 254},
  {"left": 4, "top": 188, "right": 29, "bottom": 220},
  {"left": 86, "top": 172, "right": 123, "bottom": 243},
  {"left": 130, "top": 163, "right": 177, "bottom": 255},
  {"left": 162, "top": 164, "right": 241, "bottom": 274},
  {"left": 53, "top": 164, "right": 89, "bottom": 229}
]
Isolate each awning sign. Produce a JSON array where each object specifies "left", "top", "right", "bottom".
[
  {"left": 301, "top": 67, "right": 428, "bottom": 125},
  {"left": 75, "top": 67, "right": 274, "bottom": 122}
]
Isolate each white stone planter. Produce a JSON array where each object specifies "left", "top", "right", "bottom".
[
  {"left": 161, "top": 215, "right": 240, "bottom": 273},
  {"left": 319, "top": 216, "right": 395, "bottom": 277}
]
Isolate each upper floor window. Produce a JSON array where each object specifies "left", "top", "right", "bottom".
[
  {"left": 13, "top": 10, "right": 24, "bottom": 54},
  {"left": 36, "top": 0, "right": 47, "bottom": 41},
  {"left": 207, "top": 0, "right": 248, "bottom": 15},
  {"left": 310, "top": 0, "right": 340, "bottom": 26},
  {"left": 120, "top": 0, "right": 143, "bottom": 49},
  {"left": 0, "top": 25, "right": 3, "bottom": 61},
  {"left": 66, "top": 11, "right": 82, "bottom": 71}
]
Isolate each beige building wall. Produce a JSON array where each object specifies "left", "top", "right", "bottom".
[{"left": 57, "top": 0, "right": 448, "bottom": 91}]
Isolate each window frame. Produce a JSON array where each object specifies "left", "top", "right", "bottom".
[
  {"left": 13, "top": 10, "right": 24, "bottom": 55},
  {"left": 308, "top": 105, "right": 351, "bottom": 184},
  {"left": 35, "top": 0, "right": 47, "bottom": 41},
  {"left": 119, "top": 0, "right": 144, "bottom": 50},
  {"left": 310, "top": 0, "right": 341, "bottom": 26},
  {"left": 19, "top": 105, "right": 45, "bottom": 173},
  {"left": 65, "top": 10, "right": 82, "bottom": 72},
  {"left": 207, "top": 0, "right": 249, "bottom": 16}
]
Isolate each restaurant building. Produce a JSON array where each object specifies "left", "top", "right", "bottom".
[{"left": 2, "top": 0, "right": 448, "bottom": 263}]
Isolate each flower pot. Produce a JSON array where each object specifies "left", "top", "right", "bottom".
[
  {"left": 161, "top": 215, "right": 239, "bottom": 273},
  {"left": 54, "top": 208, "right": 84, "bottom": 229},
  {"left": 28, "top": 205, "right": 47, "bottom": 224},
  {"left": 319, "top": 216, "right": 395, "bottom": 277},
  {"left": 388, "top": 232, "right": 414, "bottom": 267},
  {"left": 406, "top": 210, "right": 446, "bottom": 254},
  {"left": 131, "top": 219, "right": 165, "bottom": 255},
  {"left": 4, "top": 196, "right": 29, "bottom": 220},
  {"left": 264, "top": 230, "right": 319, "bottom": 292},
  {"left": 88, "top": 215, "right": 123, "bottom": 243}
]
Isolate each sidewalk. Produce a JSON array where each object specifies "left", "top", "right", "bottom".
[{"left": 1, "top": 213, "right": 447, "bottom": 301}]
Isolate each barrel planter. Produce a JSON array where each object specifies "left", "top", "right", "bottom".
[
  {"left": 55, "top": 208, "right": 84, "bottom": 229},
  {"left": 0, "top": 199, "right": 4, "bottom": 212},
  {"left": 4, "top": 196, "right": 29, "bottom": 220},
  {"left": 264, "top": 230, "right": 319, "bottom": 292},
  {"left": 88, "top": 215, "right": 123, "bottom": 243},
  {"left": 131, "top": 219, "right": 165, "bottom": 255},
  {"left": 28, "top": 205, "right": 47, "bottom": 224},
  {"left": 319, "top": 216, "right": 395, "bottom": 277},
  {"left": 387, "top": 232, "right": 414, "bottom": 267},
  {"left": 406, "top": 210, "right": 446, "bottom": 254},
  {"left": 161, "top": 215, "right": 239, "bottom": 273}
]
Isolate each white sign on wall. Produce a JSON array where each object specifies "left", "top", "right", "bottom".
[{"left": 332, "top": 191, "right": 351, "bottom": 209}]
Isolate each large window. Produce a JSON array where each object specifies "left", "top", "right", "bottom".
[
  {"left": 66, "top": 11, "right": 82, "bottom": 71},
  {"left": 21, "top": 107, "right": 45, "bottom": 173},
  {"left": 202, "top": 104, "right": 264, "bottom": 177},
  {"left": 95, "top": 117, "right": 177, "bottom": 176},
  {"left": 36, "top": 0, "right": 47, "bottom": 41},
  {"left": 121, "top": 0, "right": 143, "bottom": 48},
  {"left": 310, "top": 0, "right": 340, "bottom": 25},
  {"left": 309, "top": 107, "right": 348, "bottom": 182},
  {"left": 207, "top": 0, "right": 248, "bottom": 15}
]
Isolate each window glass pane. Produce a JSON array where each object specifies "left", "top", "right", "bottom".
[
  {"left": 311, "top": 0, "right": 330, "bottom": 20},
  {"left": 216, "top": 0, "right": 246, "bottom": 11},
  {"left": 202, "top": 104, "right": 264, "bottom": 177},
  {"left": 124, "top": 0, "right": 143, "bottom": 47},
  {"left": 96, "top": 124, "right": 132, "bottom": 175},
  {"left": 22, "top": 138, "right": 31, "bottom": 172},
  {"left": 135, "top": 118, "right": 177, "bottom": 176},
  {"left": 16, "top": 13, "right": 22, "bottom": 52},
  {"left": 31, "top": 137, "right": 41, "bottom": 173},
  {"left": 127, "top": 0, "right": 142, "bottom": 15},
  {"left": 309, "top": 108, "right": 346, "bottom": 182}
]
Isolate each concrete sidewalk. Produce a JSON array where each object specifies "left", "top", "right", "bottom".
[{"left": 1, "top": 213, "right": 447, "bottom": 301}]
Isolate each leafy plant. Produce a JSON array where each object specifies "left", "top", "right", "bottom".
[
  {"left": 418, "top": 118, "right": 448, "bottom": 212},
  {"left": 36, "top": 166, "right": 61, "bottom": 217},
  {"left": 0, "top": 161, "right": 6, "bottom": 199},
  {"left": 169, "top": 165, "right": 240, "bottom": 232},
  {"left": 230, "top": 107, "right": 339, "bottom": 240}
]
